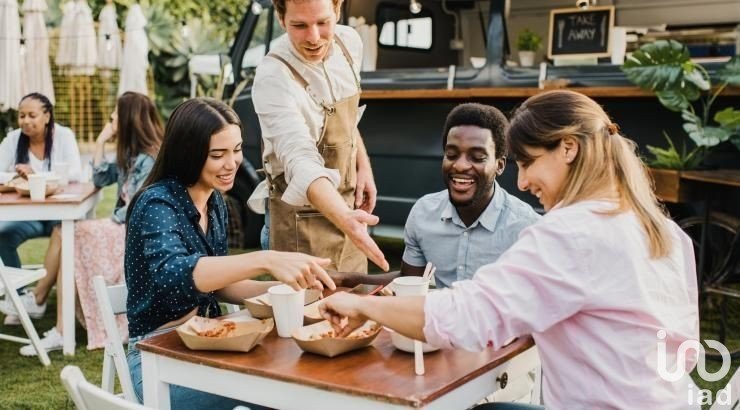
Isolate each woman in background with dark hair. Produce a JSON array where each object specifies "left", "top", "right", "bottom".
[
  {"left": 2, "top": 92, "right": 165, "bottom": 356},
  {"left": 0, "top": 93, "right": 82, "bottom": 272},
  {"left": 125, "top": 98, "right": 335, "bottom": 408}
]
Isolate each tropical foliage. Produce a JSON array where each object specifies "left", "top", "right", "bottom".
[
  {"left": 144, "top": 4, "right": 229, "bottom": 118},
  {"left": 622, "top": 40, "right": 740, "bottom": 152},
  {"left": 42, "top": 0, "right": 246, "bottom": 119},
  {"left": 645, "top": 132, "right": 705, "bottom": 170}
]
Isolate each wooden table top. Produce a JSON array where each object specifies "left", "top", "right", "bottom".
[
  {"left": 137, "top": 326, "right": 534, "bottom": 407},
  {"left": 680, "top": 169, "right": 740, "bottom": 188},
  {"left": 0, "top": 182, "right": 98, "bottom": 205}
]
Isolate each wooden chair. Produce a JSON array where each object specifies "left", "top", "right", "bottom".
[
  {"left": 92, "top": 275, "right": 137, "bottom": 402},
  {"left": 60, "top": 365, "right": 151, "bottom": 410},
  {"left": 0, "top": 257, "right": 50, "bottom": 366}
]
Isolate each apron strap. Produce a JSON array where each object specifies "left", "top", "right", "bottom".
[
  {"left": 333, "top": 35, "right": 361, "bottom": 92},
  {"left": 267, "top": 53, "right": 336, "bottom": 114},
  {"left": 266, "top": 53, "right": 310, "bottom": 88}
]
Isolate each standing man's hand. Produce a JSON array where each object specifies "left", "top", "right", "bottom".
[
  {"left": 340, "top": 209, "right": 389, "bottom": 272},
  {"left": 354, "top": 137, "right": 376, "bottom": 213},
  {"left": 355, "top": 163, "right": 377, "bottom": 213}
]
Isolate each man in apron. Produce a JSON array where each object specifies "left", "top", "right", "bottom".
[{"left": 247, "top": 0, "right": 388, "bottom": 273}]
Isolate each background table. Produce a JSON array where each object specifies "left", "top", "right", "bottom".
[
  {"left": 138, "top": 318, "right": 539, "bottom": 410},
  {"left": 0, "top": 183, "right": 100, "bottom": 355}
]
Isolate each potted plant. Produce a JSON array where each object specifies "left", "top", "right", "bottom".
[
  {"left": 644, "top": 132, "right": 705, "bottom": 202},
  {"left": 621, "top": 40, "right": 740, "bottom": 202},
  {"left": 517, "top": 29, "right": 541, "bottom": 67}
]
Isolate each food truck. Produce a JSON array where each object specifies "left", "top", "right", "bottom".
[{"left": 221, "top": 0, "right": 740, "bottom": 247}]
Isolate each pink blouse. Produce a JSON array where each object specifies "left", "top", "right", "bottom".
[{"left": 424, "top": 200, "right": 699, "bottom": 409}]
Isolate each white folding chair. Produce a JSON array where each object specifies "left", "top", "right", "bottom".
[
  {"left": 93, "top": 275, "right": 137, "bottom": 402},
  {"left": 61, "top": 365, "right": 151, "bottom": 410},
  {"left": 0, "top": 257, "right": 51, "bottom": 366}
]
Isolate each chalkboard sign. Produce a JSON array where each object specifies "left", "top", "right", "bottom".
[{"left": 548, "top": 6, "right": 614, "bottom": 59}]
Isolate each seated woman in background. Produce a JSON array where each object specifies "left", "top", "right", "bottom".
[
  {"left": 125, "top": 98, "right": 335, "bottom": 408},
  {"left": 4, "top": 92, "right": 164, "bottom": 356},
  {"left": 320, "top": 90, "right": 699, "bottom": 409},
  {"left": 0, "top": 93, "right": 82, "bottom": 326},
  {"left": 0, "top": 92, "right": 82, "bottom": 270}
]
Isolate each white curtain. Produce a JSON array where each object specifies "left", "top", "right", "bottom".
[
  {"left": 118, "top": 4, "right": 148, "bottom": 96},
  {"left": 0, "top": 0, "right": 22, "bottom": 111},
  {"left": 97, "top": 3, "right": 121, "bottom": 70},
  {"left": 21, "top": 0, "right": 55, "bottom": 103}
]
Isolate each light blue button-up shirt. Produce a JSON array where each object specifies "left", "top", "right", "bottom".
[{"left": 402, "top": 182, "right": 540, "bottom": 288}]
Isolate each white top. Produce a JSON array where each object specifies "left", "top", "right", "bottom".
[
  {"left": 247, "top": 25, "right": 364, "bottom": 213},
  {"left": 424, "top": 200, "right": 699, "bottom": 409},
  {"left": 0, "top": 124, "right": 83, "bottom": 181}
]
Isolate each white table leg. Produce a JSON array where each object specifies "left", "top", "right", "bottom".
[
  {"left": 142, "top": 351, "right": 171, "bottom": 410},
  {"left": 61, "top": 219, "right": 75, "bottom": 355}
]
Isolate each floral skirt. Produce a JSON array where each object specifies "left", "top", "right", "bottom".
[{"left": 73, "top": 218, "right": 128, "bottom": 350}]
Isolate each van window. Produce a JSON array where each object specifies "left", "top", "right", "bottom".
[
  {"left": 379, "top": 17, "right": 433, "bottom": 49},
  {"left": 376, "top": 4, "right": 433, "bottom": 50},
  {"left": 241, "top": 9, "right": 286, "bottom": 69}
]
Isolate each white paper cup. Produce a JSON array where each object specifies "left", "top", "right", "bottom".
[
  {"left": 28, "top": 174, "right": 46, "bottom": 201},
  {"left": 268, "top": 285, "right": 305, "bottom": 338},
  {"left": 389, "top": 276, "right": 429, "bottom": 297},
  {"left": 53, "top": 162, "right": 69, "bottom": 186}
]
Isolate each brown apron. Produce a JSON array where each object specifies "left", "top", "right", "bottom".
[{"left": 265, "top": 37, "right": 367, "bottom": 273}]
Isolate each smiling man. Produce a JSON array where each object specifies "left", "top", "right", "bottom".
[
  {"left": 400, "top": 103, "right": 540, "bottom": 288},
  {"left": 336, "top": 103, "right": 540, "bottom": 289},
  {"left": 248, "top": 0, "right": 388, "bottom": 273}
]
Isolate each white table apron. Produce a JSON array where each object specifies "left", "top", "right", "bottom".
[
  {"left": 0, "top": 192, "right": 100, "bottom": 355},
  {"left": 141, "top": 346, "right": 540, "bottom": 410}
]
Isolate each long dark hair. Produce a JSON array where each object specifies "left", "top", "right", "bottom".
[
  {"left": 16, "top": 93, "right": 55, "bottom": 170},
  {"left": 127, "top": 98, "right": 242, "bottom": 222},
  {"left": 115, "top": 92, "right": 164, "bottom": 175}
]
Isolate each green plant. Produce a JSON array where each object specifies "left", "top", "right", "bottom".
[
  {"left": 622, "top": 40, "right": 740, "bottom": 153},
  {"left": 517, "top": 29, "right": 541, "bottom": 52},
  {"left": 144, "top": 3, "right": 229, "bottom": 118},
  {"left": 646, "top": 132, "right": 705, "bottom": 170}
]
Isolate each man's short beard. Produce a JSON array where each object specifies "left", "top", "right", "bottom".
[{"left": 448, "top": 179, "right": 494, "bottom": 209}]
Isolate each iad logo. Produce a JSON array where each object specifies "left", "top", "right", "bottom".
[{"left": 656, "top": 330, "right": 733, "bottom": 406}]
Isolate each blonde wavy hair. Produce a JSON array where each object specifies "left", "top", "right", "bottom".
[{"left": 507, "top": 90, "right": 671, "bottom": 258}]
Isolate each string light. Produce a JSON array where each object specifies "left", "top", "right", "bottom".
[
  {"left": 181, "top": 20, "right": 190, "bottom": 38},
  {"left": 19, "top": 38, "right": 26, "bottom": 56},
  {"left": 104, "top": 33, "right": 112, "bottom": 52},
  {"left": 409, "top": 0, "right": 422, "bottom": 14}
]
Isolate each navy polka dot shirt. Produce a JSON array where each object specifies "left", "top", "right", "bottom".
[{"left": 125, "top": 178, "right": 227, "bottom": 338}]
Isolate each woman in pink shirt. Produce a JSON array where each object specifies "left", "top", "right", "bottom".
[{"left": 321, "top": 90, "right": 699, "bottom": 409}]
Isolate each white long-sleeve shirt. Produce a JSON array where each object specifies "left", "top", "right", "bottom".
[
  {"left": 247, "top": 25, "right": 363, "bottom": 213},
  {"left": 424, "top": 200, "right": 699, "bottom": 409},
  {"left": 0, "top": 124, "right": 82, "bottom": 181}
]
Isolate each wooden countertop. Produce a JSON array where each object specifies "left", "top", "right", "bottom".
[
  {"left": 137, "top": 326, "right": 535, "bottom": 407},
  {"left": 361, "top": 86, "right": 740, "bottom": 100},
  {"left": 680, "top": 169, "right": 740, "bottom": 188}
]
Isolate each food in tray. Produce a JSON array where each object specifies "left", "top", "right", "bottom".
[
  {"left": 188, "top": 316, "right": 237, "bottom": 338},
  {"left": 6, "top": 174, "right": 61, "bottom": 196},
  {"left": 292, "top": 319, "right": 382, "bottom": 357},
  {"left": 177, "top": 315, "right": 274, "bottom": 352},
  {"left": 307, "top": 326, "right": 378, "bottom": 341}
]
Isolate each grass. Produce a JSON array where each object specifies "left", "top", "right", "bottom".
[{"left": 0, "top": 185, "right": 735, "bottom": 409}]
